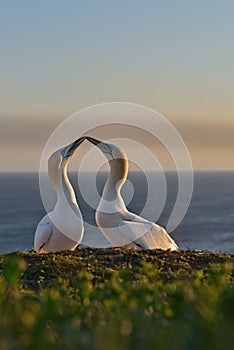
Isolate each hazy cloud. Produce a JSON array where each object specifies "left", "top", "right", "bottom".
[{"left": 1, "top": 118, "right": 233, "bottom": 171}]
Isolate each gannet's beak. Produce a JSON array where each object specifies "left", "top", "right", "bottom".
[
  {"left": 64, "top": 137, "right": 85, "bottom": 158},
  {"left": 87, "top": 137, "right": 112, "bottom": 155},
  {"left": 86, "top": 137, "right": 101, "bottom": 146}
]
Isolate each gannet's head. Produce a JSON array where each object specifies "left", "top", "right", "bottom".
[
  {"left": 48, "top": 137, "right": 85, "bottom": 187},
  {"left": 87, "top": 137, "right": 128, "bottom": 179},
  {"left": 87, "top": 137, "right": 127, "bottom": 160}
]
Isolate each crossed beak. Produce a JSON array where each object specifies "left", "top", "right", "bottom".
[
  {"left": 64, "top": 137, "right": 86, "bottom": 158},
  {"left": 86, "top": 137, "right": 102, "bottom": 146}
]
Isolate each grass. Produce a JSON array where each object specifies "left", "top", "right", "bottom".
[{"left": 0, "top": 248, "right": 233, "bottom": 350}]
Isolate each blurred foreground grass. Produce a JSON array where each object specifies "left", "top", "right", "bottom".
[{"left": 0, "top": 248, "right": 233, "bottom": 350}]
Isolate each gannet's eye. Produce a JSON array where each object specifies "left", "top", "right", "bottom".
[{"left": 61, "top": 148, "right": 66, "bottom": 156}]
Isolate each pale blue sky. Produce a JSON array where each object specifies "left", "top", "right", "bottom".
[
  {"left": 1, "top": 0, "right": 234, "bottom": 120},
  {"left": 0, "top": 1, "right": 234, "bottom": 169}
]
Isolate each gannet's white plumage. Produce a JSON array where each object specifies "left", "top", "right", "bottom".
[
  {"left": 34, "top": 138, "right": 85, "bottom": 253},
  {"left": 87, "top": 137, "right": 178, "bottom": 251}
]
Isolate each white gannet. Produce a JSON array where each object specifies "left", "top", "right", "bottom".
[
  {"left": 34, "top": 137, "right": 85, "bottom": 253},
  {"left": 87, "top": 137, "right": 178, "bottom": 251}
]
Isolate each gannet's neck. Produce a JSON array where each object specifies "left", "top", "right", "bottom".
[
  {"left": 50, "top": 163, "right": 77, "bottom": 205},
  {"left": 103, "top": 158, "right": 128, "bottom": 200}
]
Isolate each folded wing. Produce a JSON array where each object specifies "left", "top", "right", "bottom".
[
  {"left": 118, "top": 220, "right": 178, "bottom": 250},
  {"left": 34, "top": 223, "right": 53, "bottom": 253}
]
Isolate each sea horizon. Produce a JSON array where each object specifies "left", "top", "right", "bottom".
[{"left": 0, "top": 171, "right": 233, "bottom": 254}]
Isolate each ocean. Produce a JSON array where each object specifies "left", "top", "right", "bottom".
[{"left": 0, "top": 171, "right": 233, "bottom": 254}]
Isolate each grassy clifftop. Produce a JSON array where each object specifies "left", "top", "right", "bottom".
[{"left": 0, "top": 249, "right": 233, "bottom": 350}]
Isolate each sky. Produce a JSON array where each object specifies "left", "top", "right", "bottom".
[{"left": 0, "top": 0, "right": 234, "bottom": 170}]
